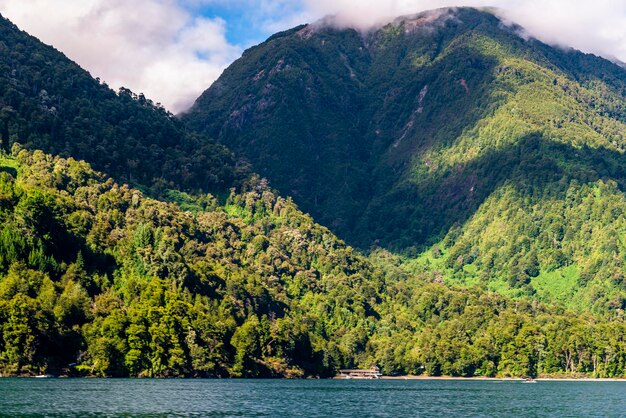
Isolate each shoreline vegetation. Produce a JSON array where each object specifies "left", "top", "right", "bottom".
[
  {"left": 1, "top": 373, "right": 624, "bottom": 381},
  {"left": 2, "top": 147, "right": 625, "bottom": 380},
  {"left": 378, "top": 376, "right": 626, "bottom": 382}
]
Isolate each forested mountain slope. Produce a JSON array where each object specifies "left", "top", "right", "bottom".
[
  {"left": 0, "top": 9, "right": 624, "bottom": 379},
  {"left": 184, "top": 7, "right": 626, "bottom": 311},
  {"left": 1, "top": 148, "right": 624, "bottom": 378},
  {"left": 0, "top": 14, "right": 238, "bottom": 194}
]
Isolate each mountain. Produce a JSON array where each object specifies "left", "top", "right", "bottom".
[
  {"left": 0, "top": 10, "right": 624, "bottom": 379},
  {"left": 184, "top": 7, "right": 626, "bottom": 311},
  {"left": 0, "top": 14, "right": 238, "bottom": 195},
  {"left": 2, "top": 147, "right": 624, "bottom": 378}
]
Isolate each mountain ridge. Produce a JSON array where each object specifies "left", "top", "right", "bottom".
[
  {"left": 0, "top": 9, "right": 625, "bottom": 379},
  {"left": 184, "top": 7, "right": 626, "bottom": 311},
  {"left": 185, "top": 7, "right": 626, "bottom": 246},
  {"left": 0, "top": 12, "right": 241, "bottom": 197}
]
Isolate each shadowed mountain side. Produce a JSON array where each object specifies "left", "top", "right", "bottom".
[
  {"left": 184, "top": 26, "right": 373, "bottom": 234},
  {"left": 359, "top": 134, "right": 626, "bottom": 253},
  {"left": 184, "top": 8, "right": 626, "bottom": 252},
  {"left": 184, "top": 9, "right": 512, "bottom": 238}
]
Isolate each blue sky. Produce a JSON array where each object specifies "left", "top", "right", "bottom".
[
  {"left": 198, "top": 4, "right": 264, "bottom": 44},
  {"left": 189, "top": 3, "right": 268, "bottom": 45},
  {"left": 0, "top": 0, "right": 624, "bottom": 113},
  {"left": 182, "top": 0, "right": 311, "bottom": 47}
]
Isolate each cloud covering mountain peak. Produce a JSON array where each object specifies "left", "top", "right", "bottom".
[{"left": 1, "top": 0, "right": 624, "bottom": 113}]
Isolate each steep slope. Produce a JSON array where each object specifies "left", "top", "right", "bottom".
[
  {"left": 184, "top": 7, "right": 626, "bottom": 311},
  {"left": 1, "top": 148, "right": 624, "bottom": 378},
  {"left": 0, "top": 146, "right": 381, "bottom": 377},
  {"left": 0, "top": 14, "right": 237, "bottom": 194},
  {"left": 0, "top": 12, "right": 623, "bottom": 379}
]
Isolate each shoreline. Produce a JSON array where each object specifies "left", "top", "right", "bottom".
[
  {"left": 1, "top": 374, "right": 625, "bottom": 381},
  {"left": 386, "top": 377, "right": 626, "bottom": 382},
  {"left": 348, "top": 375, "right": 626, "bottom": 382}
]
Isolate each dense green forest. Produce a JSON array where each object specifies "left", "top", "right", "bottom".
[
  {"left": 0, "top": 8, "right": 625, "bottom": 378},
  {"left": 0, "top": 148, "right": 624, "bottom": 378},
  {"left": 0, "top": 15, "right": 240, "bottom": 195},
  {"left": 184, "top": 8, "right": 626, "bottom": 311}
]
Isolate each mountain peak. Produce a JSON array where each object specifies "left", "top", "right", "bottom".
[
  {"left": 1, "top": 6, "right": 626, "bottom": 381},
  {"left": 301, "top": 6, "right": 500, "bottom": 35},
  {"left": 184, "top": 7, "right": 626, "bottom": 309}
]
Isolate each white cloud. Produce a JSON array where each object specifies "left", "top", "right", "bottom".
[
  {"left": 295, "top": 0, "right": 626, "bottom": 63},
  {"left": 0, "top": 0, "right": 241, "bottom": 113},
  {"left": 0, "top": 0, "right": 624, "bottom": 115}
]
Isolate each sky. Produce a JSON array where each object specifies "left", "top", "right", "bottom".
[{"left": 0, "top": 1, "right": 624, "bottom": 113}]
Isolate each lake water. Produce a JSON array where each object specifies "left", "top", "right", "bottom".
[{"left": 0, "top": 378, "right": 624, "bottom": 417}]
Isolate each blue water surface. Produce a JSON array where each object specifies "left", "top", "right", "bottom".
[{"left": 0, "top": 378, "right": 624, "bottom": 417}]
